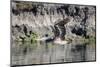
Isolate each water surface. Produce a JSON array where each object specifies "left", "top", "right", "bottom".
[{"left": 11, "top": 41, "right": 95, "bottom": 66}]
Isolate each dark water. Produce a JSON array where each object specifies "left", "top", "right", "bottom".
[{"left": 11, "top": 41, "right": 96, "bottom": 66}]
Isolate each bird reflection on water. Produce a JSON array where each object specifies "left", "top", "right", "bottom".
[{"left": 11, "top": 41, "right": 95, "bottom": 66}]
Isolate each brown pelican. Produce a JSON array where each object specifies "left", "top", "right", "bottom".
[{"left": 51, "top": 17, "right": 71, "bottom": 44}]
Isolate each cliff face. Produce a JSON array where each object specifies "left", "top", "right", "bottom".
[{"left": 11, "top": 1, "right": 96, "bottom": 41}]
